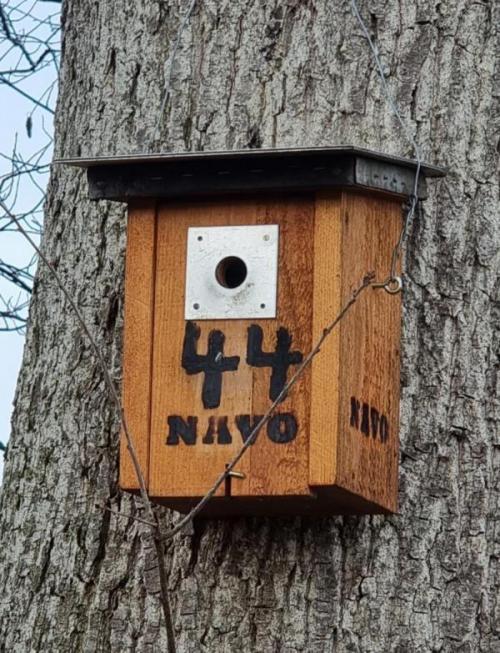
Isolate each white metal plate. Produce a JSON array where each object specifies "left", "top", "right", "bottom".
[{"left": 185, "top": 225, "right": 279, "bottom": 320}]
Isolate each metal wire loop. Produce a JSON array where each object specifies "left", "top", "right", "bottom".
[
  {"left": 384, "top": 276, "right": 403, "bottom": 294},
  {"left": 372, "top": 276, "right": 403, "bottom": 294}
]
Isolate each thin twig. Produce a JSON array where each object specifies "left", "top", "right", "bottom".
[
  {"left": 163, "top": 272, "right": 376, "bottom": 540},
  {"left": 0, "top": 77, "right": 55, "bottom": 114},
  {"left": 97, "top": 503, "right": 158, "bottom": 528},
  {"left": 0, "top": 198, "right": 177, "bottom": 653},
  {"left": 0, "top": 1, "right": 59, "bottom": 329}
]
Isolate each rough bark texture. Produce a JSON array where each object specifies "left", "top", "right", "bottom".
[{"left": 0, "top": 1, "right": 498, "bottom": 651}]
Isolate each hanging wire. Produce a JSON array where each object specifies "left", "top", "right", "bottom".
[
  {"left": 351, "top": 0, "right": 422, "bottom": 288},
  {"left": 154, "top": 0, "right": 198, "bottom": 143},
  {"left": 163, "top": 273, "right": 375, "bottom": 540},
  {"left": 0, "top": 197, "right": 177, "bottom": 653},
  {"left": 161, "top": 1, "right": 431, "bottom": 536}
]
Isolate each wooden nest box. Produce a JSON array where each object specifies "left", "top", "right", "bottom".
[{"left": 64, "top": 147, "right": 444, "bottom": 516}]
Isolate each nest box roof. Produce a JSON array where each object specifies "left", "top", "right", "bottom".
[{"left": 57, "top": 146, "right": 445, "bottom": 202}]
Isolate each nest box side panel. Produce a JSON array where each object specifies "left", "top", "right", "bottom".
[
  {"left": 336, "top": 191, "right": 402, "bottom": 512},
  {"left": 148, "top": 197, "right": 315, "bottom": 502},
  {"left": 120, "top": 201, "right": 157, "bottom": 491}
]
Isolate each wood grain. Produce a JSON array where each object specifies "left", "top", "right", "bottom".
[
  {"left": 148, "top": 196, "right": 315, "bottom": 500},
  {"left": 239, "top": 197, "right": 314, "bottom": 497},
  {"left": 149, "top": 200, "right": 252, "bottom": 498},
  {"left": 120, "top": 201, "right": 157, "bottom": 491},
  {"left": 309, "top": 193, "right": 342, "bottom": 487}
]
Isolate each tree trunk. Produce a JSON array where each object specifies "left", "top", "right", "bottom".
[{"left": 1, "top": 1, "right": 498, "bottom": 651}]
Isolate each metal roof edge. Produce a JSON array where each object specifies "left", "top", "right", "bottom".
[{"left": 54, "top": 145, "right": 446, "bottom": 178}]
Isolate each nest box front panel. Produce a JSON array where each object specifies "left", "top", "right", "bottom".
[
  {"left": 120, "top": 191, "right": 402, "bottom": 515},
  {"left": 148, "top": 197, "right": 315, "bottom": 501}
]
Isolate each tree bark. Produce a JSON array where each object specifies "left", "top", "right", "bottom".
[{"left": 0, "top": 1, "right": 498, "bottom": 651}]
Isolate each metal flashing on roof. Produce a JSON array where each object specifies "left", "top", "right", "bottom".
[{"left": 55, "top": 146, "right": 445, "bottom": 202}]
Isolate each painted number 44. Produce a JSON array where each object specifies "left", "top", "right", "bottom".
[{"left": 182, "top": 321, "right": 303, "bottom": 409}]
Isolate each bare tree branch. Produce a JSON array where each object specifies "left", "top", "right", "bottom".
[{"left": 0, "top": 0, "right": 60, "bottom": 332}]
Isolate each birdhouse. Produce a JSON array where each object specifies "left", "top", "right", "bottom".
[{"left": 64, "top": 147, "right": 444, "bottom": 516}]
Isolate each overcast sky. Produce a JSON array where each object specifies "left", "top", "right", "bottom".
[
  {"left": 0, "top": 92, "right": 51, "bottom": 477},
  {"left": 0, "top": 3, "right": 58, "bottom": 478}
]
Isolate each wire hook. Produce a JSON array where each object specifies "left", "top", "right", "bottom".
[{"left": 372, "top": 276, "right": 403, "bottom": 295}]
